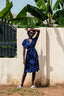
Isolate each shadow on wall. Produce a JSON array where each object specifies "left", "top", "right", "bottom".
[
  {"left": 35, "top": 28, "right": 53, "bottom": 87},
  {"left": 40, "top": 49, "right": 46, "bottom": 86},
  {"left": 46, "top": 29, "right": 53, "bottom": 85},
  {"left": 54, "top": 28, "right": 64, "bottom": 51},
  {"left": 34, "top": 50, "right": 46, "bottom": 87}
]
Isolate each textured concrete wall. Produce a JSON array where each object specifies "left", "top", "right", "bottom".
[
  {"left": 0, "top": 27, "right": 64, "bottom": 86},
  {"left": 46, "top": 28, "right": 64, "bottom": 85}
]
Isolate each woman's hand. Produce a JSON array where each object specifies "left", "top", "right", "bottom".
[
  {"left": 23, "top": 58, "right": 26, "bottom": 65},
  {"left": 31, "top": 28, "right": 40, "bottom": 32},
  {"left": 25, "top": 28, "right": 31, "bottom": 31}
]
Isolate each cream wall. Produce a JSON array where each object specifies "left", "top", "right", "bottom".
[
  {"left": 46, "top": 28, "right": 64, "bottom": 85},
  {"left": 0, "top": 27, "right": 64, "bottom": 86}
]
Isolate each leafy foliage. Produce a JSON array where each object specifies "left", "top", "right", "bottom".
[
  {"left": 12, "top": 4, "right": 47, "bottom": 27},
  {"left": 5, "top": 0, "right": 13, "bottom": 19},
  {"left": 0, "top": 0, "right": 64, "bottom": 27},
  {"left": 0, "top": 2, "right": 13, "bottom": 18},
  {"left": 53, "top": 0, "right": 64, "bottom": 10},
  {"left": 16, "top": 6, "right": 27, "bottom": 18},
  {"left": 46, "top": 0, "right": 53, "bottom": 15},
  {"left": 34, "top": 0, "right": 47, "bottom": 10},
  {"left": 16, "top": 4, "right": 47, "bottom": 21},
  {"left": 9, "top": 17, "right": 42, "bottom": 27},
  {"left": 53, "top": 10, "right": 64, "bottom": 26}
]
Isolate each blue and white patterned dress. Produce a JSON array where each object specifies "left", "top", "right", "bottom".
[{"left": 22, "top": 36, "right": 40, "bottom": 73}]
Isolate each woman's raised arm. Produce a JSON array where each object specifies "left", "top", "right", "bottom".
[
  {"left": 25, "top": 28, "right": 40, "bottom": 38},
  {"left": 31, "top": 29, "right": 40, "bottom": 38}
]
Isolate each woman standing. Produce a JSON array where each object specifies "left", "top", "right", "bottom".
[{"left": 17, "top": 28, "right": 40, "bottom": 89}]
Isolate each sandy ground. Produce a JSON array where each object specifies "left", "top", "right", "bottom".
[{"left": 0, "top": 84, "right": 64, "bottom": 96}]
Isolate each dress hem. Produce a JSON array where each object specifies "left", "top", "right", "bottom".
[{"left": 24, "top": 69, "right": 40, "bottom": 73}]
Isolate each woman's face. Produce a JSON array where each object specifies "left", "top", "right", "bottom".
[{"left": 28, "top": 31, "right": 35, "bottom": 37}]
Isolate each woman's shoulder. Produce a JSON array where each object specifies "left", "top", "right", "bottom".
[
  {"left": 22, "top": 38, "right": 27, "bottom": 48},
  {"left": 22, "top": 38, "right": 28, "bottom": 44},
  {"left": 23, "top": 38, "right": 27, "bottom": 41}
]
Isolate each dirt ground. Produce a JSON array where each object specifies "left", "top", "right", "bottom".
[{"left": 0, "top": 84, "right": 64, "bottom": 96}]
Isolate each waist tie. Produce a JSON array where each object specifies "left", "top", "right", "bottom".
[{"left": 27, "top": 47, "right": 35, "bottom": 51}]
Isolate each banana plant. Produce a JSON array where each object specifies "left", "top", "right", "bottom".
[
  {"left": 10, "top": 0, "right": 53, "bottom": 27},
  {"left": 53, "top": 0, "right": 64, "bottom": 26},
  {"left": 9, "top": 4, "right": 48, "bottom": 27},
  {"left": 34, "top": 0, "right": 53, "bottom": 26},
  {"left": 0, "top": 0, "right": 64, "bottom": 27}
]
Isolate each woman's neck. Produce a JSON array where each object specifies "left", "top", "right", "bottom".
[{"left": 29, "top": 37, "right": 32, "bottom": 39}]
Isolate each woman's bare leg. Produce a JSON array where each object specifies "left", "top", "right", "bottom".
[
  {"left": 21, "top": 72, "right": 27, "bottom": 86},
  {"left": 32, "top": 72, "right": 36, "bottom": 85}
]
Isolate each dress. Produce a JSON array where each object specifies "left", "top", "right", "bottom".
[{"left": 22, "top": 36, "right": 40, "bottom": 73}]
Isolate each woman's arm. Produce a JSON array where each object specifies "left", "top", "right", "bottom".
[
  {"left": 31, "top": 29, "right": 40, "bottom": 38},
  {"left": 25, "top": 28, "right": 31, "bottom": 31},
  {"left": 25, "top": 28, "right": 40, "bottom": 38},
  {"left": 23, "top": 46, "right": 26, "bottom": 65}
]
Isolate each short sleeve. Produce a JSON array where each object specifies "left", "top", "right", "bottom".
[
  {"left": 22, "top": 39, "right": 27, "bottom": 48},
  {"left": 34, "top": 36, "right": 38, "bottom": 42}
]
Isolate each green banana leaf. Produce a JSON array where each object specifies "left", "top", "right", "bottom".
[
  {"left": 6, "top": 0, "right": 9, "bottom": 5},
  {"left": 0, "top": 2, "right": 13, "bottom": 18},
  {"left": 5, "top": 0, "right": 13, "bottom": 19},
  {"left": 53, "top": 10, "right": 64, "bottom": 26},
  {"left": 34, "top": 0, "right": 46, "bottom": 10},
  {"left": 16, "top": 6, "right": 27, "bottom": 18},
  {"left": 16, "top": 4, "right": 47, "bottom": 21},
  {"left": 5, "top": 11, "right": 13, "bottom": 19},
  {"left": 53, "top": 0, "right": 62, "bottom": 10},
  {"left": 46, "top": 0, "right": 53, "bottom": 15},
  {"left": 9, "top": 17, "right": 42, "bottom": 27}
]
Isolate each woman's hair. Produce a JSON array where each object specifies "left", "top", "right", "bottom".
[
  {"left": 27, "top": 31, "right": 30, "bottom": 35},
  {"left": 27, "top": 30, "right": 36, "bottom": 36}
]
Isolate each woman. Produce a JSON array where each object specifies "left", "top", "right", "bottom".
[{"left": 17, "top": 28, "right": 40, "bottom": 89}]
